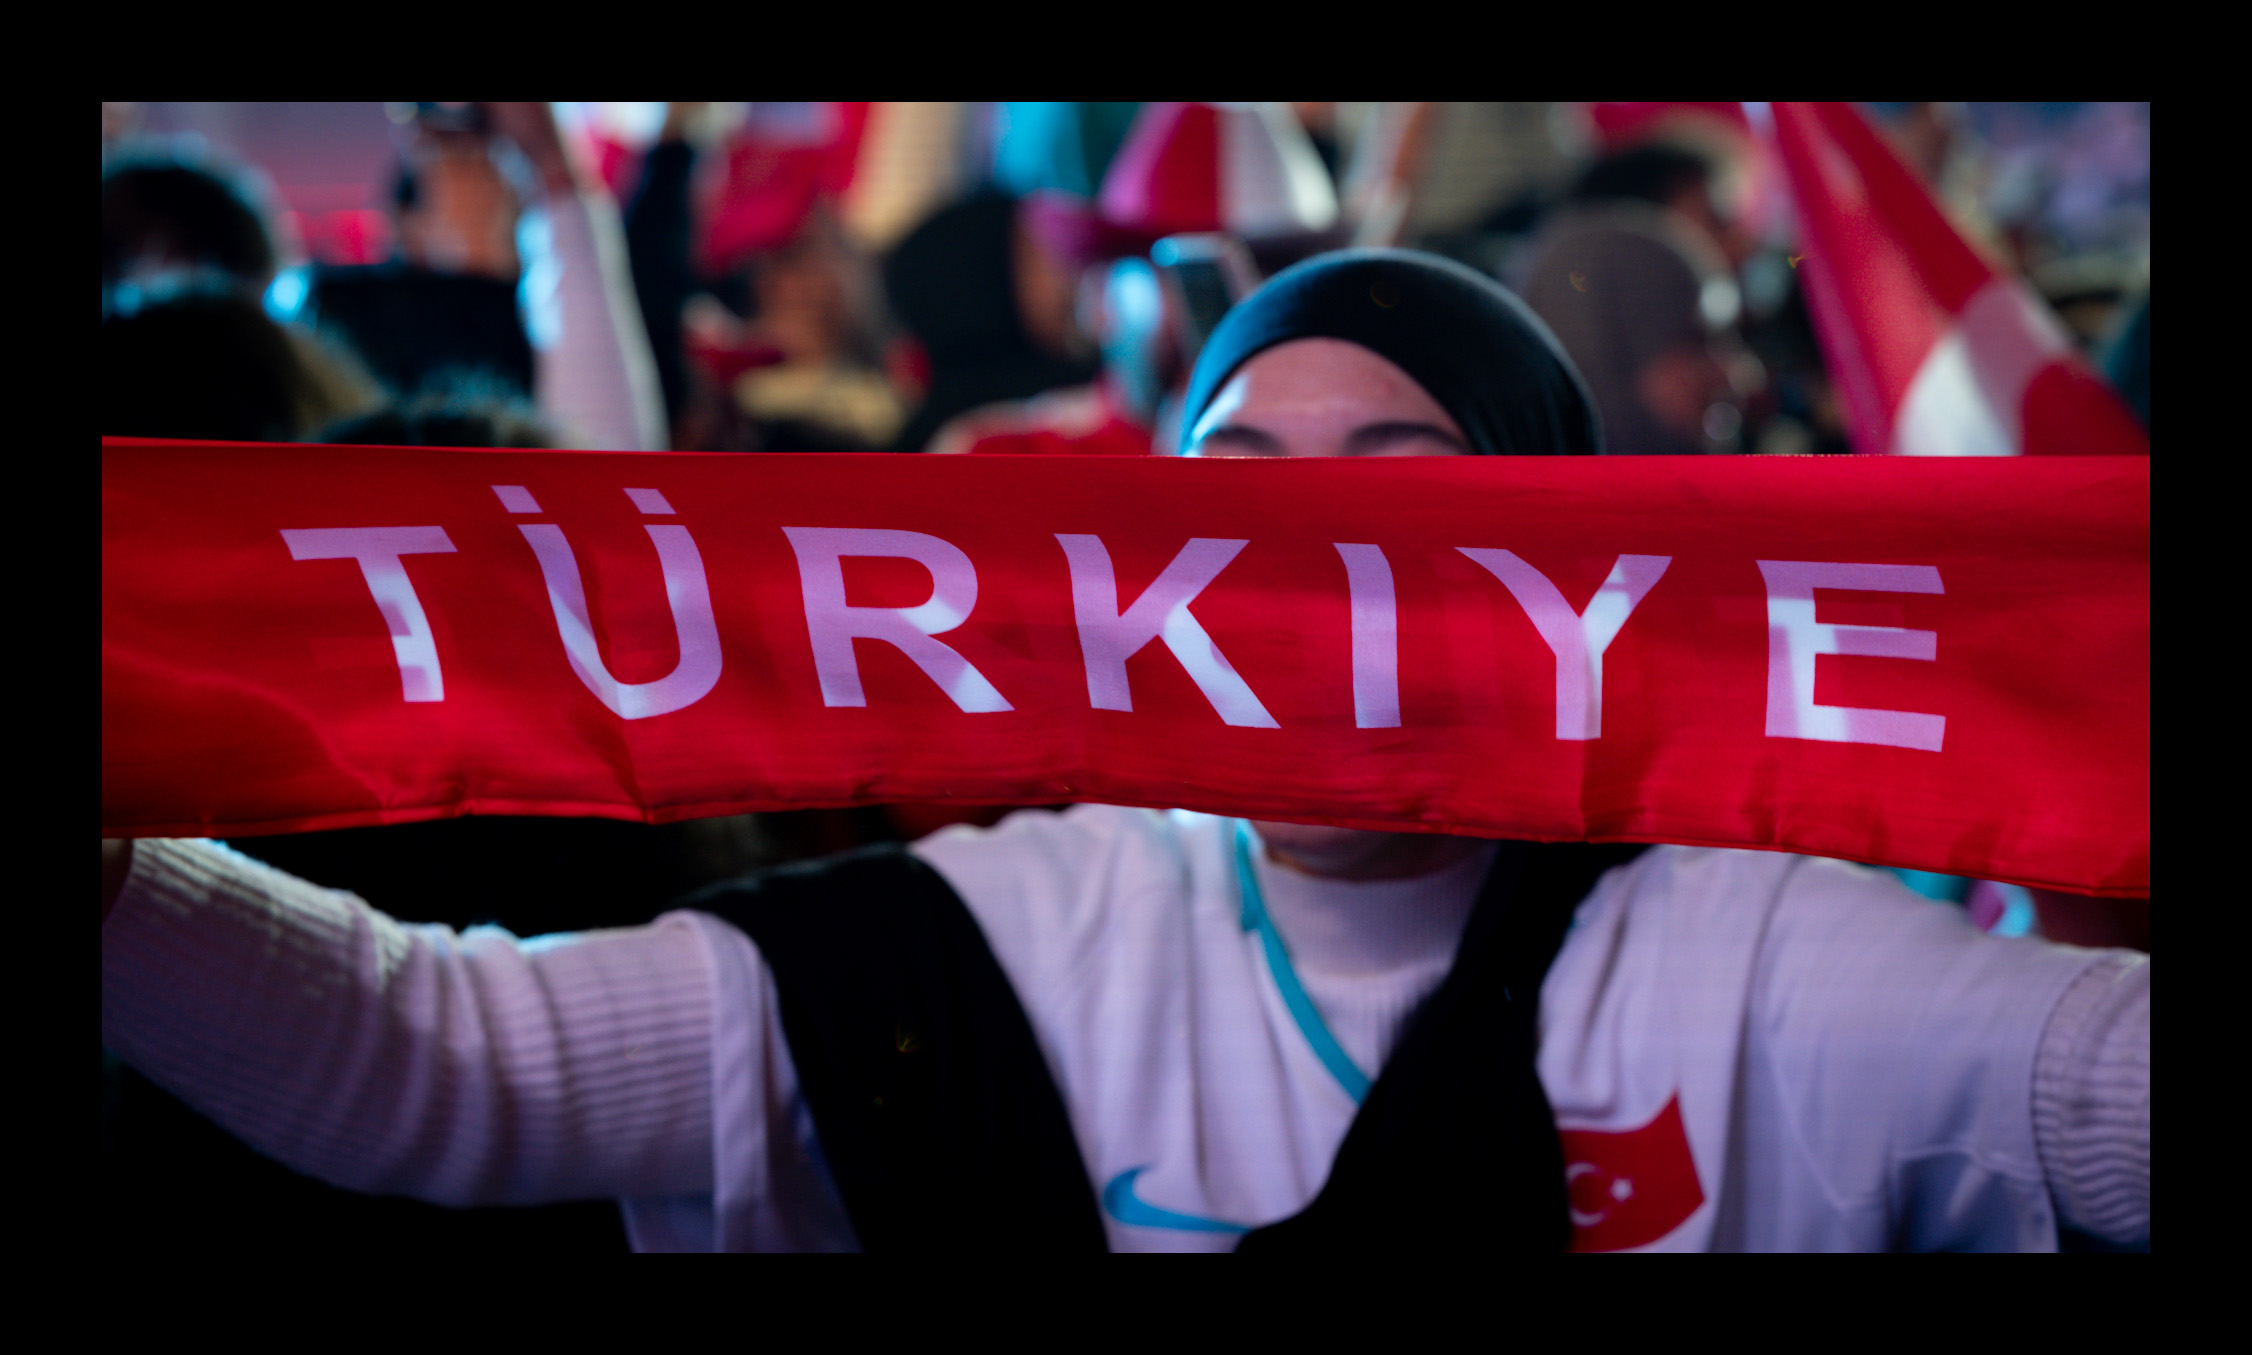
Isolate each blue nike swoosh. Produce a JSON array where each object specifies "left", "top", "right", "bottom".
[{"left": 1101, "top": 1166, "right": 1251, "bottom": 1235}]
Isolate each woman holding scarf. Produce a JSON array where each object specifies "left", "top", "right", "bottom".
[{"left": 101, "top": 251, "right": 2148, "bottom": 1252}]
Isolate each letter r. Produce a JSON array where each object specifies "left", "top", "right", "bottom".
[{"left": 782, "top": 527, "right": 1012, "bottom": 713}]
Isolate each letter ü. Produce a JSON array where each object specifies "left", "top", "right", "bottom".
[{"left": 510, "top": 486, "right": 723, "bottom": 720}]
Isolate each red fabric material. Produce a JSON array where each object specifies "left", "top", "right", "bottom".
[
  {"left": 821, "top": 103, "right": 874, "bottom": 195},
  {"left": 1099, "top": 102, "right": 1224, "bottom": 240},
  {"left": 584, "top": 133, "right": 641, "bottom": 203},
  {"left": 1767, "top": 102, "right": 2149, "bottom": 459},
  {"left": 956, "top": 386, "right": 1156, "bottom": 458},
  {"left": 102, "top": 440, "right": 2149, "bottom": 896},
  {"left": 697, "top": 103, "right": 872, "bottom": 274},
  {"left": 2020, "top": 362, "right": 2151, "bottom": 459},
  {"left": 1026, "top": 103, "right": 1237, "bottom": 263},
  {"left": 964, "top": 419, "right": 1154, "bottom": 458}
]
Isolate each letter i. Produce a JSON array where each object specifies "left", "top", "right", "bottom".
[{"left": 1334, "top": 544, "right": 1401, "bottom": 728}]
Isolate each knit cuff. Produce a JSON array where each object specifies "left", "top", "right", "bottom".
[{"left": 2031, "top": 951, "right": 2149, "bottom": 1245}]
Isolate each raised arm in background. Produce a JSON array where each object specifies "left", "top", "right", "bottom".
[{"left": 493, "top": 102, "right": 668, "bottom": 451}]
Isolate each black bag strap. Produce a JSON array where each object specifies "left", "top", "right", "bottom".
[
  {"left": 1237, "top": 841, "right": 1651, "bottom": 1252},
  {"left": 683, "top": 844, "right": 1108, "bottom": 1253}
]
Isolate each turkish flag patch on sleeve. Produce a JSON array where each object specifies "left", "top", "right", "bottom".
[{"left": 1559, "top": 1094, "right": 1705, "bottom": 1252}]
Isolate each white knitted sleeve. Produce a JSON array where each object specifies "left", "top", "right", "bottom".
[
  {"left": 101, "top": 838, "right": 715, "bottom": 1207},
  {"left": 2031, "top": 951, "right": 2150, "bottom": 1245}
]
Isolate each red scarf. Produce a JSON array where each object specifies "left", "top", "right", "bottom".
[{"left": 102, "top": 439, "right": 2150, "bottom": 896}]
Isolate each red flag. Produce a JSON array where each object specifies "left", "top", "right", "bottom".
[
  {"left": 697, "top": 103, "right": 873, "bottom": 273},
  {"left": 102, "top": 440, "right": 2149, "bottom": 896},
  {"left": 1560, "top": 1095, "right": 1705, "bottom": 1252},
  {"left": 1764, "top": 102, "right": 2148, "bottom": 459}
]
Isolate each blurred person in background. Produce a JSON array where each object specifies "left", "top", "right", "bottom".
[
  {"left": 652, "top": 104, "right": 906, "bottom": 455},
  {"left": 296, "top": 104, "right": 539, "bottom": 403},
  {"left": 1515, "top": 142, "right": 1756, "bottom": 456},
  {"left": 102, "top": 290, "right": 372, "bottom": 443},
  {"left": 611, "top": 102, "right": 981, "bottom": 453},
  {"left": 292, "top": 102, "right": 665, "bottom": 451},
  {"left": 1382, "top": 105, "right": 1842, "bottom": 461},
  {"left": 930, "top": 102, "right": 1343, "bottom": 458},
  {"left": 103, "top": 145, "right": 281, "bottom": 296},
  {"left": 103, "top": 145, "right": 378, "bottom": 440},
  {"left": 722, "top": 204, "right": 903, "bottom": 451},
  {"left": 1562, "top": 141, "right": 1752, "bottom": 267},
  {"left": 881, "top": 185, "right": 1100, "bottom": 456}
]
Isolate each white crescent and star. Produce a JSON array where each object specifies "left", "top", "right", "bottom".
[{"left": 1566, "top": 1162, "right": 1636, "bottom": 1227}]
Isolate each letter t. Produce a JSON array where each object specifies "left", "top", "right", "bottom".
[{"left": 282, "top": 526, "right": 460, "bottom": 702}]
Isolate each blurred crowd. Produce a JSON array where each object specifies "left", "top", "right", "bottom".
[
  {"left": 99, "top": 101, "right": 2151, "bottom": 1251},
  {"left": 102, "top": 101, "right": 2149, "bottom": 467}
]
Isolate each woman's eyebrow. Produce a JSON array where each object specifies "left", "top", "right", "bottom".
[
  {"left": 1344, "top": 421, "right": 1471, "bottom": 455},
  {"left": 1192, "top": 424, "right": 1287, "bottom": 455}
]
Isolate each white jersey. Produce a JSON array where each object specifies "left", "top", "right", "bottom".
[{"left": 634, "top": 805, "right": 2109, "bottom": 1251}]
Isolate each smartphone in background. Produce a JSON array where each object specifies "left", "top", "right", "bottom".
[{"left": 1151, "top": 234, "right": 1261, "bottom": 367}]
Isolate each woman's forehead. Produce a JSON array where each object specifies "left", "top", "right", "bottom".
[{"left": 1197, "top": 337, "right": 1462, "bottom": 437}]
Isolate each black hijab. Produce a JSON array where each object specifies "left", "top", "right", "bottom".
[{"left": 1180, "top": 248, "right": 1603, "bottom": 458}]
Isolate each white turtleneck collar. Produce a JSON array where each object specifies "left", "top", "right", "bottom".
[
  {"left": 1248, "top": 832, "right": 1498, "bottom": 979},
  {"left": 1242, "top": 828, "right": 1498, "bottom": 1078}
]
